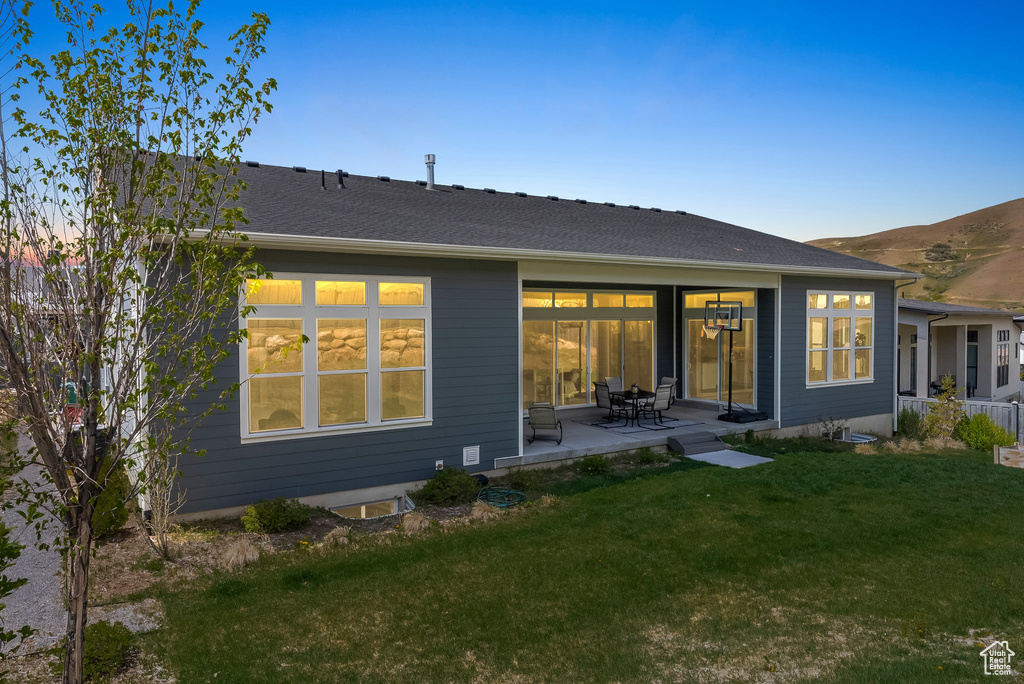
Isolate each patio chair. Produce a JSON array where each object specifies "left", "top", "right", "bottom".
[
  {"left": 526, "top": 403, "right": 562, "bottom": 445},
  {"left": 594, "top": 382, "right": 629, "bottom": 422},
  {"left": 639, "top": 384, "right": 673, "bottom": 425},
  {"left": 604, "top": 376, "right": 623, "bottom": 392},
  {"left": 660, "top": 376, "right": 677, "bottom": 406}
]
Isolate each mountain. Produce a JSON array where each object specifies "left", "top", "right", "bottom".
[{"left": 808, "top": 197, "right": 1024, "bottom": 310}]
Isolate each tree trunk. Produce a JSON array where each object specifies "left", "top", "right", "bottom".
[{"left": 62, "top": 504, "right": 93, "bottom": 684}]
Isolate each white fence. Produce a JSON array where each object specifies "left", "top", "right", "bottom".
[{"left": 897, "top": 396, "right": 1023, "bottom": 443}]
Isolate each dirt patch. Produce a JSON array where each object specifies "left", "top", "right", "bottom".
[{"left": 90, "top": 501, "right": 489, "bottom": 603}]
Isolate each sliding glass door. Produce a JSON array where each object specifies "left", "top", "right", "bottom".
[
  {"left": 589, "top": 320, "right": 622, "bottom": 403},
  {"left": 522, "top": 289, "right": 655, "bottom": 409},
  {"left": 557, "top": 321, "right": 587, "bottom": 406},
  {"left": 523, "top": 321, "right": 554, "bottom": 409},
  {"left": 683, "top": 291, "right": 756, "bottom": 406}
]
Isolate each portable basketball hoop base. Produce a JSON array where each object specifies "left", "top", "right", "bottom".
[{"left": 704, "top": 301, "right": 770, "bottom": 424}]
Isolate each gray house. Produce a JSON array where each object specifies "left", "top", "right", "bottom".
[
  {"left": 177, "top": 161, "right": 915, "bottom": 517},
  {"left": 897, "top": 298, "right": 1022, "bottom": 401}
]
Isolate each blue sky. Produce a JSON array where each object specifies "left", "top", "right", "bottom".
[{"left": 29, "top": 1, "right": 1024, "bottom": 241}]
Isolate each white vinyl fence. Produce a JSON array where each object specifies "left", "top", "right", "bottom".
[{"left": 897, "top": 396, "right": 1023, "bottom": 443}]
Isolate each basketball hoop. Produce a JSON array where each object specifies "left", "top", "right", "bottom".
[{"left": 702, "top": 324, "right": 723, "bottom": 340}]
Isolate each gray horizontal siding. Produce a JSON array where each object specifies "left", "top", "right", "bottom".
[
  {"left": 176, "top": 251, "right": 520, "bottom": 513},
  {"left": 779, "top": 276, "right": 895, "bottom": 428}
]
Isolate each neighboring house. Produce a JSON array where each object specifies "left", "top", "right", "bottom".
[
  {"left": 173, "top": 160, "right": 917, "bottom": 516},
  {"left": 897, "top": 298, "right": 1022, "bottom": 401}
]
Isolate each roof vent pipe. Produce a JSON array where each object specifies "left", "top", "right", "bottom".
[{"left": 425, "top": 153, "right": 436, "bottom": 190}]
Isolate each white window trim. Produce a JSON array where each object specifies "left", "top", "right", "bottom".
[
  {"left": 806, "top": 289, "right": 874, "bottom": 388},
  {"left": 239, "top": 273, "right": 432, "bottom": 443}
]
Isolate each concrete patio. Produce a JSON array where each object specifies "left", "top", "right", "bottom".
[{"left": 495, "top": 403, "right": 778, "bottom": 469}]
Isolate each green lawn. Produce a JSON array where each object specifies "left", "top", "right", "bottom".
[{"left": 150, "top": 444, "right": 1024, "bottom": 682}]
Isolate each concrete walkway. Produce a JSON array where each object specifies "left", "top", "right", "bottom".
[
  {"left": 2, "top": 434, "right": 64, "bottom": 654},
  {"left": 684, "top": 449, "right": 774, "bottom": 468}
]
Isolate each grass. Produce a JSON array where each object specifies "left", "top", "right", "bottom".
[{"left": 148, "top": 442, "right": 1024, "bottom": 682}]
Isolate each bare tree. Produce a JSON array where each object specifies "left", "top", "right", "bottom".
[{"left": 0, "top": 1, "right": 275, "bottom": 681}]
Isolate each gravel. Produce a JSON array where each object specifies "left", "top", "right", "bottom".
[{"left": 2, "top": 434, "right": 64, "bottom": 655}]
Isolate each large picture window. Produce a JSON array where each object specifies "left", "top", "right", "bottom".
[
  {"left": 241, "top": 275, "right": 430, "bottom": 439},
  {"left": 997, "top": 330, "right": 1010, "bottom": 387},
  {"left": 807, "top": 291, "right": 873, "bottom": 386}
]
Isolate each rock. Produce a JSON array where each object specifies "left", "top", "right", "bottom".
[
  {"left": 330, "top": 339, "right": 346, "bottom": 349},
  {"left": 406, "top": 337, "right": 423, "bottom": 348},
  {"left": 381, "top": 350, "right": 401, "bottom": 366},
  {"left": 384, "top": 339, "right": 407, "bottom": 351},
  {"left": 348, "top": 335, "right": 366, "bottom": 349}
]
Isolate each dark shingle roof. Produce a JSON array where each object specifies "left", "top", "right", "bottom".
[
  {"left": 898, "top": 298, "right": 1020, "bottom": 316},
  {"left": 231, "top": 164, "right": 913, "bottom": 276}
]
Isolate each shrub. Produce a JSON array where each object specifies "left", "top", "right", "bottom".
[
  {"left": 401, "top": 512, "right": 431, "bottom": 534},
  {"left": 408, "top": 468, "right": 480, "bottom": 506},
  {"left": 93, "top": 460, "right": 132, "bottom": 539},
  {"left": 319, "top": 526, "right": 350, "bottom": 550},
  {"left": 84, "top": 620, "right": 135, "bottom": 680},
  {"left": 897, "top": 407, "right": 925, "bottom": 441},
  {"left": 470, "top": 500, "right": 501, "bottom": 521},
  {"left": 502, "top": 466, "right": 544, "bottom": 491},
  {"left": 953, "top": 414, "right": 1015, "bottom": 451},
  {"left": 573, "top": 455, "right": 612, "bottom": 476},
  {"left": 923, "top": 375, "right": 965, "bottom": 439},
  {"left": 221, "top": 538, "right": 261, "bottom": 570},
  {"left": 240, "top": 498, "right": 312, "bottom": 533},
  {"left": 623, "top": 448, "right": 669, "bottom": 466}
]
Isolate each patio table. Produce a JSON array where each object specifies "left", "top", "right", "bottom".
[{"left": 609, "top": 389, "right": 656, "bottom": 427}]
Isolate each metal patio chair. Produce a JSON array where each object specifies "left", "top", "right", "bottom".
[
  {"left": 526, "top": 403, "right": 563, "bottom": 445},
  {"left": 594, "top": 382, "right": 629, "bottom": 422},
  {"left": 604, "top": 376, "right": 623, "bottom": 392},
  {"left": 639, "top": 384, "right": 673, "bottom": 425},
  {"left": 660, "top": 376, "right": 678, "bottom": 405}
]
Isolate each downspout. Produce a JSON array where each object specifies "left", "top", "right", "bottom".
[{"left": 893, "top": 279, "right": 919, "bottom": 433}]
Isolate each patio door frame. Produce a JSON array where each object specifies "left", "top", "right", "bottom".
[
  {"left": 521, "top": 288, "right": 657, "bottom": 411},
  {"left": 681, "top": 289, "right": 758, "bottom": 407}
]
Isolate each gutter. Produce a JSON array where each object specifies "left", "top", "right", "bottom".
[{"left": 193, "top": 230, "right": 922, "bottom": 281}]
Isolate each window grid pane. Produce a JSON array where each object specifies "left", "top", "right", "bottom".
[
  {"left": 381, "top": 319, "right": 426, "bottom": 369},
  {"left": 250, "top": 376, "right": 303, "bottom": 432},
  {"left": 382, "top": 370, "right": 425, "bottom": 420},
  {"left": 316, "top": 281, "right": 366, "bottom": 306},
  {"left": 593, "top": 293, "right": 624, "bottom": 307},
  {"left": 319, "top": 373, "right": 367, "bottom": 426},
  {"left": 554, "top": 292, "right": 587, "bottom": 308},
  {"left": 247, "top": 319, "right": 303, "bottom": 374},
  {"left": 246, "top": 279, "right": 302, "bottom": 305},
  {"left": 379, "top": 282, "right": 425, "bottom": 306},
  {"left": 522, "top": 292, "right": 553, "bottom": 307},
  {"left": 318, "top": 319, "right": 367, "bottom": 371},
  {"left": 625, "top": 294, "right": 654, "bottom": 308},
  {"left": 855, "top": 349, "right": 871, "bottom": 379}
]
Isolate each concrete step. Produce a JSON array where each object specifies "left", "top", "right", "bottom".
[
  {"left": 667, "top": 434, "right": 727, "bottom": 455},
  {"left": 684, "top": 442, "right": 730, "bottom": 456},
  {"left": 666, "top": 431, "right": 719, "bottom": 446}
]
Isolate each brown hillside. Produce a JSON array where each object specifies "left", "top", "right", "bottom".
[{"left": 808, "top": 197, "right": 1024, "bottom": 309}]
